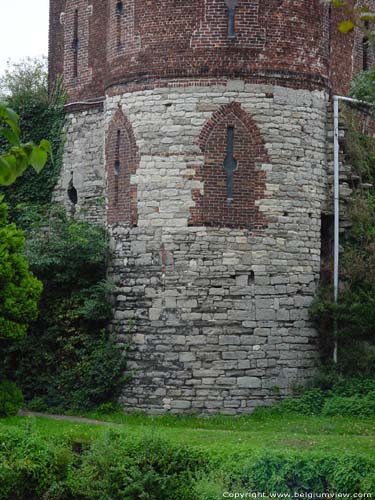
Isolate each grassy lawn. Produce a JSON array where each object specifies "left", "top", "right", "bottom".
[{"left": 1, "top": 411, "right": 374, "bottom": 460}]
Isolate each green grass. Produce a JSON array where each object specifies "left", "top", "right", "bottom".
[{"left": 1, "top": 411, "right": 374, "bottom": 460}]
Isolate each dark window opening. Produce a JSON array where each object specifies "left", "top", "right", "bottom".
[
  {"left": 114, "top": 160, "right": 120, "bottom": 175},
  {"left": 225, "top": 0, "right": 239, "bottom": 39},
  {"left": 320, "top": 213, "right": 334, "bottom": 285},
  {"left": 114, "top": 130, "right": 121, "bottom": 205},
  {"left": 73, "top": 9, "right": 79, "bottom": 78},
  {"left": 223, "top": 126, "right": 237, "bottom": 201},
  {"left": 67, "top": 178, "right": 78, "bottom": 205},
  {"left": 116, "top": 1, "right": 124, "bottom": 48},
  {"left": 363, "top": 21, "right": 370, "bottom": 71}
]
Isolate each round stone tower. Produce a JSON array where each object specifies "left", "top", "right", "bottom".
[{"left": 49, "top": 0, "right": 369, "bottom": 413}]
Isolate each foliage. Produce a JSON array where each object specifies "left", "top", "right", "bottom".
[
  {"left": 0, "top": 426, "right": 209, "bottom": 500},
  {"left": 0, "top": 380, "right": 23, "bottom": 417},
  {"left": 322, "top": 395, "right": 375, "bottom": 417},
  {"left": 328, "top": 0, "right": 375, "bottom": 37},
  {"left": 2, "top": 409, "right": 375, "bottom": 499},
  {"left": 65, "top": 431, "right": 209, "bottom": 500},
  {"left": 0, "top": 59, "right": 65, "bottom": 215},
  {"left": 310, "top": 107, "right": 375, "bottom": 373},
  {"left": 0, "top": 196, "right": 42, "bottom": 341},
  {"left": 1, "top": 207, "right": 127, "bottom": 411},
  {"left": 253, "top": 373, "right": 375, "bottom": 418},
  {"left": 2, "top": 421, "right": 374, "bottom": 500},
  {"left": 351, "top": 66, "right": 375, "bottom": 105},
  {"left": 196, "top": 452, "right": 375, "bottom": 498},
  {"left": 0, "top": 100, "right": 51, "bottom": 186},
  {"left": 0, "top": 57, "right": 48, "bottom": 107},
  {"left": 0, "top": 423, "right": 74, "bottom": 500}
]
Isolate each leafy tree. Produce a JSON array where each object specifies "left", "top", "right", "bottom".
[
  {"left": 0, "top": 197, "right": 42, "bottom": 341},
  {"left": 0, "top": 101, "right": 51, "bottom": 186},
  {"left": 0, "top": 57, "right": 48, "bottom": 108},
  {"left": 0, "top": 59, "right": 65, "bottom": 216}
]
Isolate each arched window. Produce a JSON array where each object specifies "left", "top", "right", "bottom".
[
  {"left": 190, "top": 102, "right": 269, "bottom": 229},
  {"left": 106, "top": 109, "right": 139, "bottom": 226}
]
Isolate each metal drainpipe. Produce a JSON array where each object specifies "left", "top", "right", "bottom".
[{"left": 332, "top": 95, "right": 371, "bottom": 365}]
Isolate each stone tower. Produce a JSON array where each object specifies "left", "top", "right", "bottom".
[{"left": 49, "top": 0, "right": 371, "bottom": 414}]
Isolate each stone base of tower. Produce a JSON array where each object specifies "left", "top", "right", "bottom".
[{"left": 55, "top": 81, "right": 328, "bottom": 414}]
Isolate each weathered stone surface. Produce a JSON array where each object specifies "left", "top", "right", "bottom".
[{"left": 55, "top": 82, "right": 327, "bottom": 414}]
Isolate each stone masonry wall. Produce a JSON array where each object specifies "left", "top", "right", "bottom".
[
  {"left": 53, "top": 106, "right": 106, "bottom": 223},
  {"left": 100, "top": 82, "right": 329, "bottom": 414}
]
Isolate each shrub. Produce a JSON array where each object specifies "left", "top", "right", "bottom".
[
  {"left": 1, "top": 207, "right": 127, "bottom": 411},
  {"left": 195, "top": 453, "right": 375, "bottom": 497},
  {"left": 0, "top": 426, "right": 374, "bottom": 500},
  {"left": 322, "top": 396, "right": 375, "bottom": 418},
  {"left": 0, "top": 424, "right": 73, "bottom": 500},
  {"left": 66, "top": 431, "right": 209, "bottom": 500},
  {"left": 0, "top": 197, "right": 42, "bottom": 340},
  {"left": 254, "top": 374, "right": 375, "bottom": 418},
  {"left": 0, "top": 380, "right": 23, "bottom": 416}
]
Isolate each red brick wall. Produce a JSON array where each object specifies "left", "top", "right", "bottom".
[
  {"left": 49, "top": 1, "right": 375, "bottom": 103},
  {"left": 107, "top": 0, "right": 331, "bottom": 91},
  {"left": 106, "top": 109, "right": 139, "bottom": 226},
  {"left": 49, "top": 0, "right": 107, "bottom": 101},
  {"left": 48, "top": 0, "right": 65, "bottom": 93},
  {"left": 190, "top": 102, "right": 268, "bottom": 229},
  {"left": 50, "top": 0, "right": 333, "bottom": 102}
]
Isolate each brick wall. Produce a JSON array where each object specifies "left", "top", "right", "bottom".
[
  {"left": 50, "top": 0, "right": 334, "bottom": 103},
  {"left": 49, "top": 0, "right": 375, "bottom": 103}
]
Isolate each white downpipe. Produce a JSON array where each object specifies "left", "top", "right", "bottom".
[
  {"left": 332, "top": 95, "right": 372, "bottom": 365},
  {"left": 333, "top": 96, "right": 339, "bottom": 365}
]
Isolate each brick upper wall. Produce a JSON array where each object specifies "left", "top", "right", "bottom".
[{"left": 49, "top": 0, "right": 375, "bottom": 102}]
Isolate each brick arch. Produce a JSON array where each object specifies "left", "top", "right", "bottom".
[
  {"left": 106, "top": 108, "right": 139, "bottom": 226},
  {"left": 191, "top": 102, "right": 269, "bottom": 229}
]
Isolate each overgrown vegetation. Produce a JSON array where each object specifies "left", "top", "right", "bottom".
[
  {"left": 1, "top": 207, "right": 127, "bottom": 411},
  {"left": 0, "top": 416, "right": 374, "bottom": 500},
  {"left": 0, "top": 58, "right": 64, "bottom": 218},
  {"left": 310, "top": 97, "right": 375, "bottom": 375},
  {"left": 253, "top": 373, "right": 375, "bottom": 418},
  {"left": 0, "top": 58, "right": 127, "bottom": 412}
]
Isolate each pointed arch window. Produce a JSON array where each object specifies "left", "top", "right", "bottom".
[
  {"left": 106, "top": 110, "right": 139, "bottom": 226},
  {"left": 190, "top": 102, "right": 269, "bottom": 229}
]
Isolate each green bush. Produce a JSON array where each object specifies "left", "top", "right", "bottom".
[
  {"left": 0, "top": 425, "right": 374, "bottom": 500},
  {"left": 66, "top": 431, "right": 209, "bottom": 500},
  {"left": 0, "top": 427, "right": 209, "bottom": 500},
  {"left": 0, "top": 380, "right": 23, "bottom": 416},
  {"left": 0, "top": 197, "right": 42, "bottom": 340},
  {"left": 0, "top": 424, "right": 73, "bottom": 500},
  {"left": 254, "top": 375, "right": 375, "bottom": 418},
  {"left": 195, "top": 453, "right": 375, "bottom": 497},
  {"left": 322, "top": 396, "right": 375, "bottom": 417},
  {"left": 1, "top": 207, "right": 127, "bottom": 411}
]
